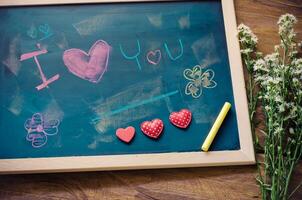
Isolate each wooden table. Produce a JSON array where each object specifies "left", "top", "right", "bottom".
[{"left": 0, "top": 0, "right": 301, "bottom": 199}]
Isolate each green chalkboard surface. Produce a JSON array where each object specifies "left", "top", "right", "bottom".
[{"left": 0, "top": 0, "right": 240, "bottom": 160}]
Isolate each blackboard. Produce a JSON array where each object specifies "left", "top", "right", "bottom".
[{"left": 0, "top": 0, "right": 254, "bottom": 174}]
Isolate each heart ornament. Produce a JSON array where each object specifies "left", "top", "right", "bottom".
[
  {"left": 116, "top": 126, "right": 135, "bottom": 143},
  {"left": 141, "top": 119, "right": 164, "bottom": 139},
  {"left": 169, "top": 109, "right": 192, "bottom": 129},
  {"left": 63, "top": 40, "right": 111, "bottom": 83},
  {"left": 147, "top": 49, "right": 161, "bottom": 65}
]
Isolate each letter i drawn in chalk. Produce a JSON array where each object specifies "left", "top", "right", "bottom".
[{"left": 20, "top": 44, "right": 60, "bottom": 90}]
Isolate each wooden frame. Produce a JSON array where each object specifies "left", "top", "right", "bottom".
[{"left": 0, "top": 0, "right": 255, "bottom": 174}]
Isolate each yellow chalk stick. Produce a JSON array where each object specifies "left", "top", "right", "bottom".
[{"left": 201, "top": 102, "right": 231, "bottom": 152}]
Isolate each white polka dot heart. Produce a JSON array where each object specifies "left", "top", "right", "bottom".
[
  {"left": 169, "top": 109, "right": 192, "bottom": 129},
  {"left": 140, "top": 119, "right": 164, "bottom": 139}
]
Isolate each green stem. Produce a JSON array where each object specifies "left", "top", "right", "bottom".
[{"left": 284, "top": 132, "right": 302, "bottom": 199}]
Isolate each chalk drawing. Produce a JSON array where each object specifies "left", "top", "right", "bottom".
[
  {"left": 164, "top": 39, "right": 184, "bottom": 61},
  {"left": 146, "top": 49, "right": 161, "bottom": 65},
  {"left": 38, "top": 24, "right": 54, "bottom": 41},
  {"left": 183, "top": 65, "right": 217, "bottom": 98},
  {"left": 63, "top": 40, "right": 111, "bottom": 83},
  {"left": 119, "top": 40, "right": 142, "bottom": 70},
  {"left": 24, "top": 113, "right": 60, "bottom": 148},
  {"left": 20, "top": 44, "right": 60, "bottom": 90},
  {"left": 26, "top": 24, "right": 54, "bottom": 41}
]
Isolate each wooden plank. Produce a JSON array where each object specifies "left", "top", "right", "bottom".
[{"left": 0, "top": 166, "right": 260, "bottom": 200}]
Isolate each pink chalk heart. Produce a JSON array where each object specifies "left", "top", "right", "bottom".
[
  {"left": 116, "top": 126, "right": 135, "bottom": 143},
  {"left": 147, "top": 49, "right": 161, "bottom": 65},
  {"left": 63, "top": 40, "right": 110, "bottom": 83}
]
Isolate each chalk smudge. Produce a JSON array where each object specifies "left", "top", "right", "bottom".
[
  {"left": 27, "top": 24, "right": 38, "bottom": 39},
  {"left": 88, "top": 134, "right": 114, "bottom": 149},
  {"left": 187, "top": 103, "right": 216, "bottom": 124},
  {"left": 146, "top": 41, "right": 162, "bottom": 51},
  {"left": 164, "top": 95, "right": 174, "bottom": 113},
  {"left": 8, "top": 88, "right": 24, "bottom": 116},
  {"left": 2, "top": 37, "right": 21, "bottom": 76},
  {"left": 178, "top": 14, "right": 190, "bottom": 29},
  {"left": 147, "top": 13, "right": 163, "bottom": 28},
  {"left": 73, "top": 14, "right": 105, "bottom": 36},
  {"left": 92, "top": 77, "right": 164, "bottom": 123},
  {"left": 56, "top": 33, "right": 69, "bottom": 50},
  {"left": 72, "top": 9, "right": 129, "bottom": 36},
  {"left": 191, "top": 34, "right": 219, "bottom": 67},
  {"left": 43, "top": 99, "right": 64, "bottom": 122}
]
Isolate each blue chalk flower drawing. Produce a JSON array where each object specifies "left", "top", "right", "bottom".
[
  {"left": 24, "top": 113, "right": 60, "bottom": 148},
  {"left": 183, "top": 65, "right": 217, "bottom": 98}
]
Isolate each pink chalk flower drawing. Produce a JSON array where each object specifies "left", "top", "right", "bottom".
[
  {"left": 24, "top": 113, "right": 60, "bottom": 148},
  {"left": 63, "top": 40, "right": 111, "bottom": 83}
]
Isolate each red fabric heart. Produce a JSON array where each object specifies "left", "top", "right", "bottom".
[
  {"left": 140, "top": 119, "right": 164, "bottom": 139},
  {"left": 169, "top": 109, "right": 192, "bottom": 128},
  {"left": 116, "top": 126, "right": 135, "bottom": 143}
]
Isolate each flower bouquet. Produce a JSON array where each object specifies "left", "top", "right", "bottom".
[{"left": 238, "top": 14, "right": 302, "bottom": 200}]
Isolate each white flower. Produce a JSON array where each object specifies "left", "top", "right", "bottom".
[
  {"left": 237, "top": 23, "right": 258, "bottom": 47},
  {"left": 240, "top": 48, "right": 253, "bottom": 54},
  {"left": 274, "top": 95, "right": 283, "bottom": 103},
  {"left": 275, "top": 127, "right": 283, "bottom": 134},
  {"left": 264, "top": 53, "right": 280, "bottom": 67},
  {"left": 274, "top": 45, "right": 280, "bottom": 52},
  {"left": 278, "top": 14, "right": 297, "bottom": 43},
  {"left": 293, "top": 78, "right": 299, "bottom": 83},
  {"left": 278, "top": 14, "right": 297, "bottom": 32},
  {"left": 278, "top": 104, "right": 285, "bottom": 113},
  {"left": 253, "top": 59, "right": 268, "bottom": 72}
]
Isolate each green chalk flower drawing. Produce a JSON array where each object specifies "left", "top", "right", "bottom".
[{"left": 183, "top": 65, "right": 217, "bottom": 98}]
